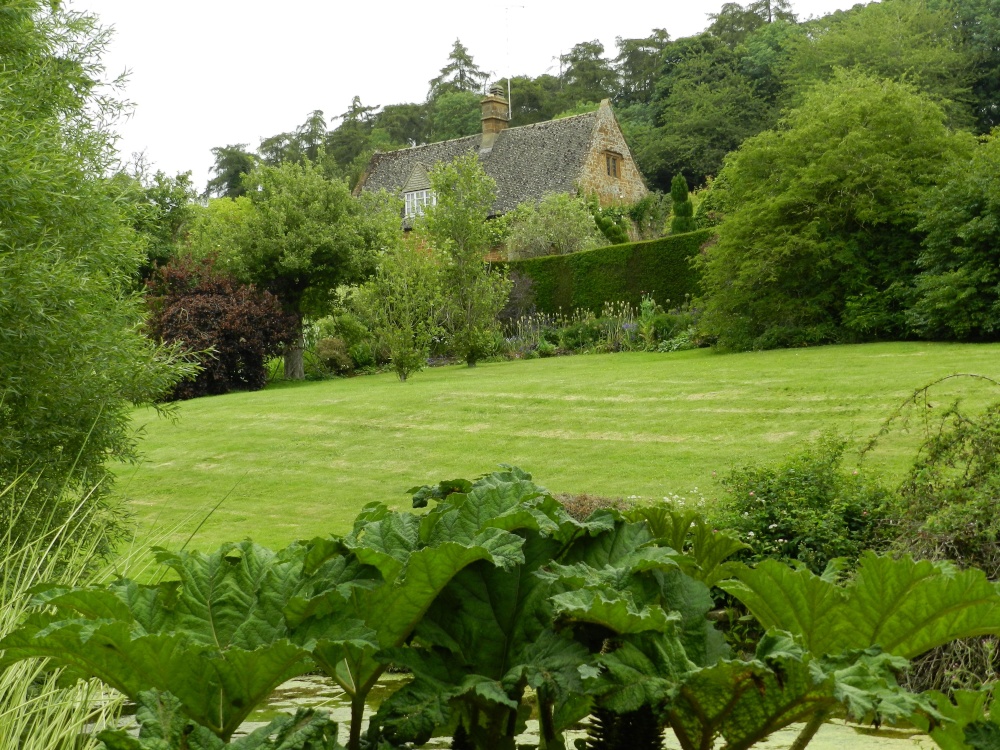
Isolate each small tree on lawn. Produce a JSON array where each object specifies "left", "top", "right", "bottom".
[
  {"left": 234, "top": 160, "right": 401, "bottom": 379},
  {"left": 420, "top": 154, "right": 511, "bottom": 366},
  {"left": 670, "top": 173, "right": 697, "bottom": 234},
  {"left": 355, "top": 240, "right": 444, "bottom": 381}
]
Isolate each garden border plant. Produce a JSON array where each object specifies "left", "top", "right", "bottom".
[{"left": 7, "top": 468, "right": 1000, "bottom": 749}]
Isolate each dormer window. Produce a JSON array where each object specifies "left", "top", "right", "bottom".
[
  {"left": 605, "top": 152, "right": 621, "bottom": 179},
  {"left": 404, "top": 189, "right": 435, "bottom": 218}
]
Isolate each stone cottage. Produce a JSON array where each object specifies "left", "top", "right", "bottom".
[{"left": 354, "top": 86, "right": 648, "bottom": 219}]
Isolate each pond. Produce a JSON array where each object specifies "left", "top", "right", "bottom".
[{"left": 229, "top": 674, "right": 938, "bottom": 749}]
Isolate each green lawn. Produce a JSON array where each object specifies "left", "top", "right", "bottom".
[{"left": 116, "top": 342, "right": 1000, "bottom": 550}]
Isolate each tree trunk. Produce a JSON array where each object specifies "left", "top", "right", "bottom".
[{"left": 283, "top": 330, "right": 305, "bottom": 380}]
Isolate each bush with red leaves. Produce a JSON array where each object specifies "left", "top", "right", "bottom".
[{"left": 146, "top": 255, "right": 297, "bottom": 400}]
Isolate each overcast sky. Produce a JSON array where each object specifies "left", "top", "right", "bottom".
[{"left": 73, "top": 0, "right": 862, "bottom": 190}]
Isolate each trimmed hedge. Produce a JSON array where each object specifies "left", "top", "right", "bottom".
[{"left": 505, "top": 229, "right": 713, "bottom": 314}]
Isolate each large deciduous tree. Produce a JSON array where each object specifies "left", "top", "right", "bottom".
[
  {"left": 699, "top": 70, "right": 973, "bottom": 351},
  {"left": 235, "top": 161, "right": 400, "bottom": 379},
  {"left": 0, "top": 0, "right": 193, "bottom": 545},
  {"left": 909, "top": 132, "right": 1000, "bottom": 340},
  {"left": 420, "top": 154, "right": 511, "bottom": 366},
  {"left": 786, "top": 0, "right": 972, "bottom": 125}
]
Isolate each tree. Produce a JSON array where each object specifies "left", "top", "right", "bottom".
[
  {"left": 708, "top": 0, "right": 794, "bottom": 46},
  {"left": 146, "top": 255, "right": 297, "bottom": 399},
  {"left": 354, "top": 241, "right": 443, "bottom": 381},
  {"left": 182, "top": 196, "right": 255, "bottom": 268},
  {"left": 909, "top": 131, "right": 1000, "bottom": 340},
  {"left": 614, "top": 29, "right": 670, "bottom": 105},
  {"left": 559, "top": 40, "right": 617, "bottom": 107},
  {"left": 786, "top": 0, "right": 972, "bottom": 125},
  {"left": 419, "top": 154, "right": 511, "bottom": 366},
  {"left": 944, "top": 0, "right": 1000, "bottom": 132},
  {"left": 428, "top": 90, "right": 482, "bottom": 141},
  {"left": 670, "top": 174, "right": 697, "bottom": 233},
  {"left": 0, "top": 0, "right": 192, "bottom": 544},
  {"left": 234, "top": 161, "right": 400, "bottom": 378},
  {"left": 635, "top": 34, "right": 780, "bottom": 189},
  {"left": 428, "top": 39, "right": 491, "bottom": 99},
  {"left": 496, "top": 74, "right": 562, "bottom": 125},
  {"left": 204, "top": 144, "right": 258, "bottom": 198},
  {"left": 373, "top": 102, "right": 430, "bottom": 146},
  {"left": 699, "top": 70, "right": 974, "bottom": 350}
]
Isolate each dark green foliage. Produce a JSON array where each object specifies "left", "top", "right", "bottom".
[
  {"left": 593, "top": 209, "right": 630, "bottom": 245},
  {"left": 910, "top": 132, "right": 1000, "bottom": 340},
  {"left": 205, "top": 145, "right": 258, "bottom": 199},
  {"left": 670, "top": 175, "right": 697, "bottom": 234},
  {"left": 709, "top": 436, "right": 893, "bottom": 573},
  {"left": 505, "top": 230, "right": 711, "bottom": 316},
  {"left": 583, "top": 706, "right": 663, "bottom": 750},
  {"left": 0, "top": 0, "right": 191, "bottom": 544},
  {"left": 699, "top": 71, "right": 972, "bottom": 350}
]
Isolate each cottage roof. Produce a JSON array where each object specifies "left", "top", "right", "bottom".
[{"left": 356, "top": 109, "right": 601, "bottom": 215}]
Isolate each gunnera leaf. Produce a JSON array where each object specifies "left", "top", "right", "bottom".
[{"left": 721, "top": 552, "right": 1000, "bottom": 659}]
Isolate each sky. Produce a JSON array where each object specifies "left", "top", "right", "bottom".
[{"left": 73, "top": 0, "right": 862, "bottom": 191}]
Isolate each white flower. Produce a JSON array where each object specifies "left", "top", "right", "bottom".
[
  {"left": 768, "top": 524, "right": 778, "bottom": 530},
  {"left": 747, "top": 531, "right": 755, "bottom": 538}
]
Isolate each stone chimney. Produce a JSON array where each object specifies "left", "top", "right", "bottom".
[{"left": 479, "top": 84, "right": 509, "bottom": 153}]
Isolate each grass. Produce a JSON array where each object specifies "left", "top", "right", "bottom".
[{"left": 114, "top": 342, "right": 1000, "bottom": 550}]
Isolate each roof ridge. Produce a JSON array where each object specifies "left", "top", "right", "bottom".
[{"left": 369, "top": 108, "right": 599, "bottom": 158}]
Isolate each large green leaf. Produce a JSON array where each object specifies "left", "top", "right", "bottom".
[
  {"left": 0, "top": 542, "right": 315, "bottom": 741},
  {"left": 96, "top": 690, "right": 342, "bottom": 750},
  {"left": 721, "top": 552, "right": 1000, "bottom": 658},
  {"left": 595, "top": 631, "right": 693, "bottom": 714},
  {"left": 627, "top": 505, "right": 748, "bottom": 587},
  {"left": 916, "top": 686, "right": 1000, "bottom": 750},
  {"left": 665, "top": 631, "right": 938, "bottom": 750}
]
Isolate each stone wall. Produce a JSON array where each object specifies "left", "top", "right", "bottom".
[{"left": 577, "top": 100, "right": 648, "bottom": 207}]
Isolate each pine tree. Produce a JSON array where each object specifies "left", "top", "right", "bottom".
[{"left": 428, "top": 39, "right": 491, "bottom": 100}]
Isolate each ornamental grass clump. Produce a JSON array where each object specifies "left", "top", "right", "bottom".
[{"left": 0, "top": 481, "right": 128, "bottom": 750}]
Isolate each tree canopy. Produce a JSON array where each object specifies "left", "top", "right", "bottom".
[
  {"left": 699, "top": 71, "right": 974, "bottom": 350},
  {"left": 0, "top": 0, "right": 192, "bottom": 543},
  {"left": 233, "top": 161, "right": 401, "bottom": 377}
]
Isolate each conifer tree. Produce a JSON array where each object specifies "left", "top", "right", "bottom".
[{"left": 670, "top": 174, "right": 697, "bottom": 233}]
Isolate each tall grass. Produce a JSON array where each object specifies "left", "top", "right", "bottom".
[{"left": 0, "top": 478, "right": 129, "bottom": 750}]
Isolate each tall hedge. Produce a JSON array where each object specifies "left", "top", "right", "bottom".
[{"left": 505, "top": 229, "right": 712, "bottom": 314}]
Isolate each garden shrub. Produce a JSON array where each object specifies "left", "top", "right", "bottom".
[
  {"left": 315, "top": 337, "right": 354, "bottom": 375},
  {"left": 505, "top": 193, "right": 604, "bottom": 260},
  {"left": 348, "top": 341, "right": 377, "bottom": 369},
  {"left": 505, "top": 229, "right": 711, "bottom": 315},
  {"left": 559, "top": 319, "right": 604, "bottom": 351},
  {"left": 887, "top": 398, "right": 1000, "bottom": 692},
  {"left": 626, "top": 191, "right": 671, "bottom": 240},
  {"left": 146, "top": 255, "right": 297, "bottom": 400},
  {"left": 709, "top": 435, "right": 894, "bottom": 574}
]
